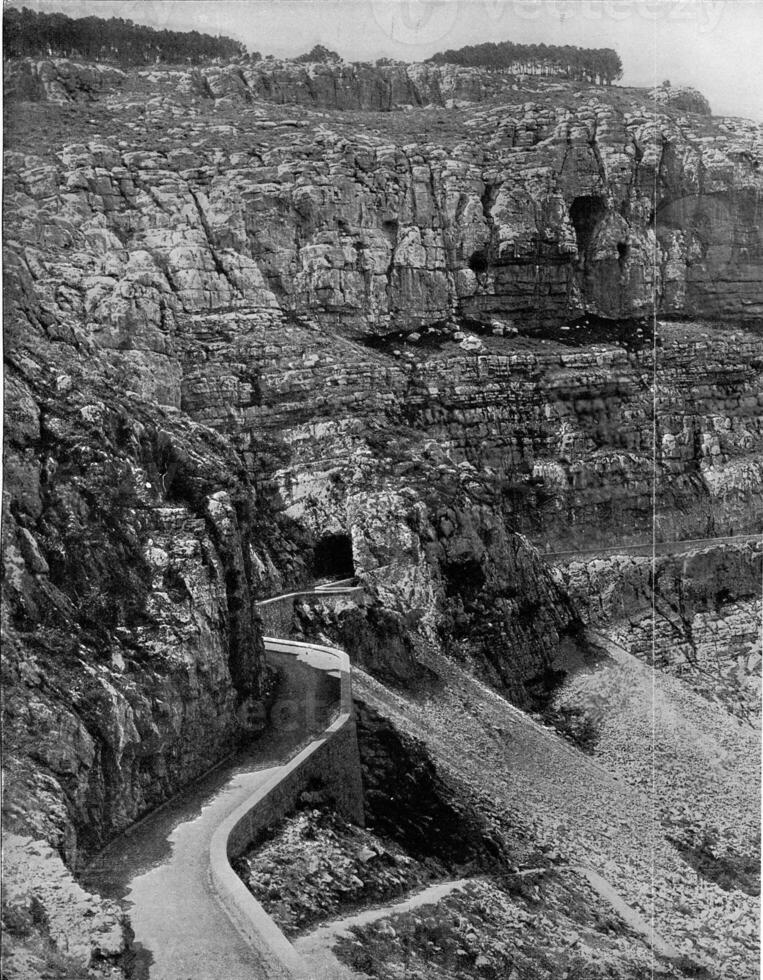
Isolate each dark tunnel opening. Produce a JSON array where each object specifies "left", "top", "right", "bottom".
[
  {"left": 569, "top": 195, "right": 607, "bottom": 258},
  {"left": 313, "top": 533, "right": 354, "bottom": 579}
]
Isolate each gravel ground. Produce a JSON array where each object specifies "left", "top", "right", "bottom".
[
  {"left": 247, "top": 816, "right": 689, "bottom": 979},
  {"left": 555, "top": 633, "right": 760, "bottom": 866},
  {"left": 235, "top": 624, "right": 758, "bottom": 978},
  {"left": 353, "top": 641, "right": 760, "bottom": 980},
  {"left": 332, "top": 873, "right": 685, "bottom": 980}
]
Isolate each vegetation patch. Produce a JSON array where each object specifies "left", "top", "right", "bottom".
[
  {"left": 4, "top": 6, "right": 245, "bottom": 64},
  {"left": 427, "top": 40, "right": 623, "bottom": 86}
]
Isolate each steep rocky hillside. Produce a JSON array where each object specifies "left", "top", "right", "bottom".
[
  {"left": 554, "top": 539, "right": 762, "bottom": 728},
  {"left": 2, "top": 54, "right": 761, "bottom": 978}
]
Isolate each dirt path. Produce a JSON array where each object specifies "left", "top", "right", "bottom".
[
  {"left": 353, "top": 646, "right": 760, "bottom": 979},
  {"left": 545, "top": 531, "right": 761, "bottom": 561},
  {"left": 574, "top": 866, "right": 682, "bottom": 960},
  {"left": 294, "top": 879, "right": 469, "bottom": 980}
]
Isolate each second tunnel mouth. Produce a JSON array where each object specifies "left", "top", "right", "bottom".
[
  {"left": 569, "top": 194, "right": 607, "bottom": 260},
  {"left": 313, "top": 533, "right": 354, "bottom": 579}
]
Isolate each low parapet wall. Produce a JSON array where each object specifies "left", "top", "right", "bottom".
[{"left": 209, "top": 629, "right": 364, "bottom": 979}]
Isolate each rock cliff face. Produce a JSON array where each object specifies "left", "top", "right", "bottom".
[
  {"left": 6, "top": 57, "right": 762, "bottom": 329},
  {"left": 4, "top": 57, "right": 127, "bottom": 103},
  {"left": 2, "top": 337, "right": 284, "bottom": 860},
  {"left": 2, "top": 834, "right": 127, "bottom": 977},
  {"left": 2, "top": 57, "right": 762, "bottom": 966},
  {"left": 556, "top": 540, "right": 762, "bottom": 720},
  {"left": 5, "top": 57, "right": 537, "bottom": 110},
  {"left": 557, "top": 539, "right": 762, "bottom": 628}
]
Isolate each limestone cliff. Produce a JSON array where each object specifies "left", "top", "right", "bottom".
[
  {"left": 4, "top": 56, "right": 571, "bottom": 111},
  {"left": 6, "top": 57, "right": 762, "bottom": 328},
  {"left": 2, "top": 332, "right": 285, "bottom": 860},
  {"left": 2, "top": 58, "right": 762, "bottom": 969},
  {"left": 555, "top": 539, "right": 763, "bottom": 720}
]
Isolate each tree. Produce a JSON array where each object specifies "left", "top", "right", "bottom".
[
  {"left": 294, "top": 44, "right": 341, "bottom": 64},
  {"left": 2, "top": 5, "right": 247, "bottom": 65},
  {"left": 426, "top": 38, "right": 622, "bottom": 87}
]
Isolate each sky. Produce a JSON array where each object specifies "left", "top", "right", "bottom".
[{"left": 13, "top": 0, "right": 763, "bottom": 120}]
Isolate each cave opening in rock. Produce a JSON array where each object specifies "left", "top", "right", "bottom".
[
  {"left": 381, "top": 218, "right": 399, "bottom": 244},
  {"left": 468, "top": 248, "right": 489, "bottom": 274},
  {"left": 617, "top": 241, "right": 629, "bottom": 267},
  {"left": 569, "top": 195, "right": 607, "bottom": 257},
  {"left": 313, "top": 533, "right": 354, "bottom": 579}
]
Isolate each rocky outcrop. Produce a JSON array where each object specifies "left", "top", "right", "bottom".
[
  {"left": 7, "top": 59, "right": 714, "bottom": 123},
  {"left": 3, "top": 77, "right": 761, "bottom": 767},
  {"left": 556, "top": 541, "right": 763, "bottom": 720},
  {"left": 200, "top": 313, "right": 760, "bottom": 552},
  {"left": 555, "top": 539, "right": 762, "bottom": 627},
  {"left": 5, "top": 57, "right": 524, "bottom": 111},
  {"left": 294, "top": 596, "right": 425, "bottom": 688},
  {"left": 1, "top": 834, "right": 127, "bottom": 979},
  {"left": 345, "top": 489, "right": 583, "bottom": 704},
  {"left": 606, "top": 597, "right": 761, "bottom": 722},
  {"left": 6, "top": 60, "right": 762, "bottom": 329},
  {"left": 3, "top": 61, "right": 762, "bottom": 939},
  {"left": 4, "top": 58, "right": 126, "bottom": 102},
  {"left": 4, "top": 84, "right": 758, "bottom": 557},
  {"left": 652, "top": 83, "right": 712, "bottom": 116},
  {"left": 355, "top": 701, "right": 506, "bottom": 867},
  {"left": 1, "top": 306, "right": 312, "bottom": 862},
  {"left": 240, "top": 60, "right": 523, "bottom": 110}
]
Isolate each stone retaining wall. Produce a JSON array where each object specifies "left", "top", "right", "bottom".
[
  {"left": 257, "top": 587, "right": 365, "bottom": 636},
  {"left": 209, "top": 617, "right": 364, "bottom": 979}
]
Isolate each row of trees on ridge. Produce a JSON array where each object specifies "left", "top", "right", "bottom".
[
  {"left": 3, "top": 7, "right": 623, "bottom": 86},
  {"left": 427, "top": 40, "right": 623, "bottom": 85},
  {"left": 3, "top": 6, "right": 248, "bottom": 65}
]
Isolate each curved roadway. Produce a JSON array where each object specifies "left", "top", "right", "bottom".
[
  {"left": 83, "top": 589, "right": 358, "bottom": 980},
  {"left": 545, "top": 531, "right": 761, "bottom": 561}
]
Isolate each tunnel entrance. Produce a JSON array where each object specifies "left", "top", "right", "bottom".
[
  {"left": 313, "top": 533, "right": 354, "bottom": 579},
  {"left": 569, "top": 195, "right": 607, "bottom": 258}
]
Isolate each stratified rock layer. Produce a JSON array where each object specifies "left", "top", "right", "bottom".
[
  {"left": 556, "top": 540, "right": 762, "bottom": 720},
  {"left": 2, "top": 61, "right": 762, "bottom": 977}
]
